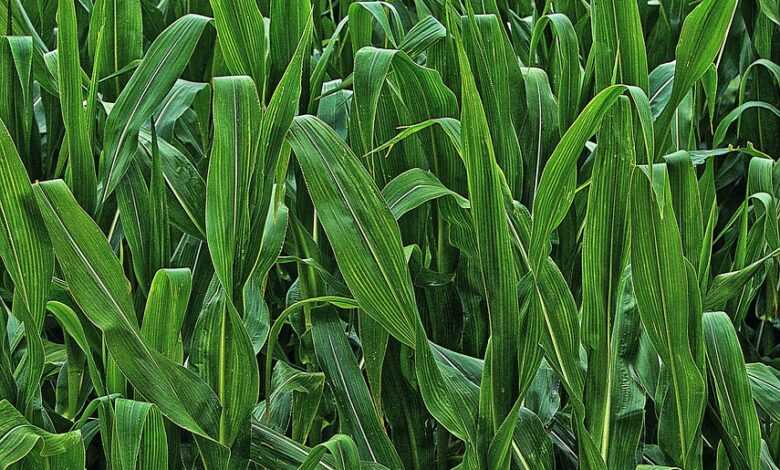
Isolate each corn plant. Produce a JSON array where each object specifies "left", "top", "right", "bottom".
[{"left": 0, "top": 0, "right": 779, "bottom": 468}]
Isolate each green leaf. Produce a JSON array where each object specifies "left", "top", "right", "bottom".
[
  {"left": 510, "top": 408, "right": 554, "bottom": 470},
  {"left": 47, "top": 301, "right": 106, "bottom": 397},
  {"left": 530, "top": 84, "right": 652, "bottom": 272},
  {"left": 460, "top": 13, "right": 524, "bottom": 196},
  {"left": 148, "top": 122, "right": 170, "bottom": 276},
  {"left": 758, "top": 0, "right": 780, "bottom": 25},
  {"left": 100, "top": 14, "right": 211, "bottom": 202},
  {"left": 87, "top": 0, "right": 143, "bottom": 100},
  {"left": 703, "top": 311, "right": 761, "bottom": 470},
  {"left": 630, "top": 167, "right": 706, "bottom": 467},
  {"left": 33, "top": 179, "right": 221, "bottom": 439},
  {"left": 0, "top": 399, "right": 82, "bottom": 468},
  {"left": 269, "top": 0, "right": 311, "bottom": 86},
  {"left": 189, "top": 282, "right": 258, "bottom": 449},
  {"left": 111, "top": 399, "right": 168, "bottom": 470},
  {"left": 529, "top": 13, "right": 582, "bottom": 129},
  {"left": 210, "top": 0, "right": 267, "bottom": 98},
  {"left": 310, "top": 312, "right": 402, "bottom": 468},
  {"left": 251, "top": 420, "right": 338, "bottom": 469},
  {"left": 138, "top": 130, "right": 207, "bottom": 238},
  {"left": 250, "top": 14, "right": 313, "bottom": 272},
  {"left": 287, "top": 114, "right": 479, "bottom": 450},
  {"left": 381, "top": 168, "right": 469, "bottom": 220},
  {"left": 116, "top": 162, "right": 152, "bottom": 289},
  {"left": 654, "top": 0, "right": 738, "bottom": 150},
  {"left": 581, "top": 96, "right": 638, "bottom": 465},
  {"left": 456, "top": 11, "right": 521, "bottom": 430},
  {"left": 288, "top": 116, "right": 417, "bottom": 346},
  {"left": 256, "top": 361, "right": 324, "bottom": 443},
  {"left": 0, "top": 117, "right": 52, "bottom": 413},
  {"left": 206, "top": 76, "right": 262, "bottom": 303},
  {"left": 746, "top": 363, "right": 780, "bottom": 422},
  {"left": 519, "top": 67, "right": 559, "bottom": 203},
  {"left": 140, "top": 268, "right": 191, "bottom": 361},
  {"left": 298, "top": 434, "right": 361, "bottom": 470},
  {"left": 57, "top": 0, "right": 96, "bottom": 212},
  {"left": 713, "top": 101, "right": 780, "bottom": 147},
  {"left": 0, "top": 36, "right": 34, "bottom": 171},
  {"left": 704, "top": 250, "right": 780, "bottom": 311},
  {"left": 399, "top": 15, "right": 446, "bottom": 58},
  {"left": 591, "top": 0, "right": 649, "bottom": 92}
]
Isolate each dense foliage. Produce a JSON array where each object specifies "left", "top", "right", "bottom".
[{"left": 0, "top": 0, "right": 779, "bottom": 468}]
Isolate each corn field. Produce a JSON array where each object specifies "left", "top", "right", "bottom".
[{"left": 0, "top": 0, "right": 779, "bottom": 468}]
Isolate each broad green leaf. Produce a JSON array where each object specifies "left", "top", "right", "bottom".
[
  {"left": 251, "top": 420, "right": 337, "bottom": 469},
  {"left": 460, "top": 13, "right": 524, "bottom": 196},
  {"left": 713, "top": 101, "right": 780, "bottom": 147},
  {"left": 759, "top": 0, "right": 780, "bottom": 25},
  {"left": 582, "top": 97, "right": 639, "bottom": 466},
  {"left": 0, "top": 118, "right": 52, "bottom": 413},
  {"left": 148, "top": 122, "right": 170, "bottom": 276},
  {"left": 704, "top": 311, "right": 761, "bottom": 470},
  {"left": 350, "top": 47, "right": 399, "bottom": 160},
  {"left": 206, "top": 76, "right": 262, "bottom": 303},
  {"left": 381, "top": 168, "right": 469, "bottom": 220},
  {"left": 591, "top": 0, "right": 648, "bottom": 92},
  {"left": 654, "top": 0, "right": 738, "bottom": 150},
  {"left": 310, "top": 312, "right": 402, "bottom": 468},
  {"left": 519, "top": 67, "right": 559, "bottom": 204},
  {"left": 399, "top": 15, "right": 446, "bottom": 58},
  {"left": 138, "top": 130, "right": 207, "bottom": 238},
  {"left": 140, "top": 268, "right": 191, "bottom": 361},
  {"left": 529, "top": 13, "right": 582, "bottom": 129},
  {"left": 287, "top": 114, "right": 480, "bottom": 448},
  {"left": 33, "top": 179, "right": 221, "bottom": 439},
  {"left": 57, "top": 0, "right": 96, "bottom": 212},
  {"left": 210, "top": 0, "right": 266, "bottom": 98},
  {"left": 704, "top": 250, "right": 780, "bottom": 311},
  {"left": 530, "top": 84, "right": 653, "bottom": 272},
  {"left": 745, "top": 363, "right": 780, "bottom": 422},
  {"left": 348, "top": 2, "right": 402, "bottom": 52},
  {"left": 256, "top": 361, "right": 324, "bottom": 443},
  {"left": 510, "top": 408, "right": 554, "bottom": 470},
  {"left": 349, "top": 45, "right": 459, "bottom": 194},
  {"left": 148, "top": 79, "right": 210, "bottom": 141},
  {"left": 0, "top": 36, "right": 34, "bottom": 171},
  {"left": 100, "top": 14, "right": 211, "bottom": 202},
  {"left": 298, "top": 434, "right": 361, "bottom": 470},
  {"left": 737, "top": 60, "right": 780, "bottom": 133},
  {"left": 287, "top": 116, "right": 417, "bottom": 346},
  {"left": 189, "top": 282, "right": 258, "bottom": 449},
  {"left": 47, "top": 301, "right": 106, "bottom": 397},
  {"left": 116, "top": 162, "right": 152, "bottom": 289},
  {"left": 456, "top": 11, "right": 521, "bottom": 430},
  {"left": 0, "top": 400, "right": 82, "bottom": 468},
  {"left": 111, "top": 399, "right": 168, "bottom": 470},
  {"left": 664, "top": 151, "right": 705, "bottom": 265},
  {"left": 87, "top": 0, "right": 143, "bottom": 100},
  {"left": 630, "top": 168, "right": 705, "bottom": 468},
  {"left": 269, "top": 0, "right": 312, "bottom": 85},
  {"left": 249, "top": 14, "right": 313, "bottom": 275}
]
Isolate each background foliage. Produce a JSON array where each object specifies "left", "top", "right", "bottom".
[{"left": 0, "top": 0, "right": 779, "bottom": 468}]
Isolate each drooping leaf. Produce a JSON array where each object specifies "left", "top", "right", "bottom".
[{"left": 33, "top": 179, "right": 222, "bottom": 439}]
